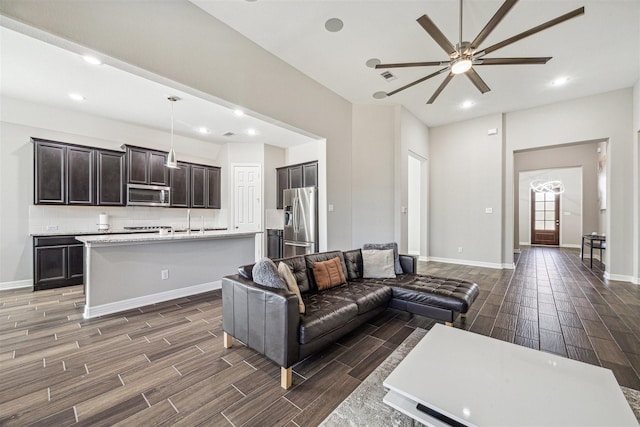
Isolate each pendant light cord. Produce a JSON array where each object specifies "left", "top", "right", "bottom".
[{"left": 459, "top": 0, "right": 463, "bottom": 51}]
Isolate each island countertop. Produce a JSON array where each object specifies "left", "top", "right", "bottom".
[{"left": 75, "top": 229, "right": 260, "bottom": 247}]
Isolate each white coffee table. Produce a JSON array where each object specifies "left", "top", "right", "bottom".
[{"left": 383, "top": 323, "right": 639, "bottom": 427}]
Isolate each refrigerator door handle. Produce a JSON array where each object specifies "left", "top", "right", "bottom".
[{"left": 286, "top": 242, "right": 312, "bottom": 247}]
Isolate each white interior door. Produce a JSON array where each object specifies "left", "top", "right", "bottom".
[{"left": 233, "top": 164, "right": 261, "bottom": 233}]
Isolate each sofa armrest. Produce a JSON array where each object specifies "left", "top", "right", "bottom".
[
  {"left": 222, "top": 275, "right": 300, "bottom": 368},
  {"left": 399, "top": 254, "right": 418, "bottom": 274}
]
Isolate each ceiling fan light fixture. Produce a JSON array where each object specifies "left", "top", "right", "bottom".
[{"left": 451, "top": 58, "right": 472, "bottom": 74}]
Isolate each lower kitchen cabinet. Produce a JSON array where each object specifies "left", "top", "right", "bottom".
[
  {"left": 33, "top": 236, "right": 84, "bottom": 291},
  {"left": 267, "top": 229, "right": 283, "bottom": 259}
]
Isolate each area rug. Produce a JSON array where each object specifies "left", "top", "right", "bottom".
[{"left": 320, "top": 328, "right": 640, "bottom": 426}]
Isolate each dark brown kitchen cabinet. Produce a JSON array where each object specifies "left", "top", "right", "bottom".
[
  {"left": 66, "top": 146, "right": 94, "bottom": 205},
  {"left": 34, "top": 139, "right": 95, "bottom": 205},
  {"left": 191, "top": 165, "right": 207, "bottom": 208},
  {"left": 276, "top": 168, "right": 288, "bottom": 209},
  {"left": 170, "top": 162, "right": 190, "bottom": 207},
  {"left": 33, "top": 236, "right": 83, "bottom": 291},
  {"left": 126, "top": 146, "right": 169, "bottom": 186},
  {"left": 288, "top": 165, "right": 303, "bottom": 189},
  {"left": 206, "top": 167, "right": 221, "bottom": 209},
  {"left": 96, "top": 150, "right": 125, "bottom": 206},
  {"left": 303, "top": 162, "right": 318, "bottom": 187},
  {"left": 276, "top": 161, "right": 318, "bottom": 209},
  {"left": 34, "top": 140, "right": 66, "bottom": 204}
]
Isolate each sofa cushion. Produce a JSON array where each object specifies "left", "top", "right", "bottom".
[
  {"left": 312, "top": 257, "right": 347, "bottom": 291},
  {"left": 305, "top": 251, "right": 348, "bottom": 292},
  {"left": 277, "top": 256, "right": 311, "bottom": 293},
  {"left": 356, "top": 274, "right": 479, "bottom": 313},
  {"left": 342, "top": 249, "right": 363, "bottom": 280},
  {"left": 363, "top": 242, "right": 402, "bottom": 274},
  {"left": 362, "top": 249, "right": 396, "bottom": 279},
  {"left": 278, "top": 262, "right": 305, "bottom": 314},
  {"left": 299, "top": 294, "right": 358, "bottom": 344},
  {"left": 252, "top": 258, "right": 286, "bottom": 289},
  {"left": 322, "top": 282, "right": 392, "bottom": 315}
]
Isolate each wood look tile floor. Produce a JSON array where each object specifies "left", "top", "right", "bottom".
[{"left": 1, "top": 247, "right": 639, "bottom": 426}]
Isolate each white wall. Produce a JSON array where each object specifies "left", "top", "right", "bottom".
[
  {"left": 397, "top": 107, "right": 430, "bottom": 256},
  {"left": 518, "top": 168, "right": 582, "bottom": 247},
  {"left": 429, "top": 114, "right": 504, "bottom": 268},
  {"left": 351, "top": 104, "right": 396, "bottom": 248},
  {"left": 505, "top": 89, "right": 635, "bottom": 281},
  {"left": 0, "top": 97, "right": 224, "bottom": 288},
  {"left": 633, "top": 81, "right": 640, "bottom": 284},
  {"left": 0, "top": 0, "right": 354, "bottom": 252},
  {"left": 407, "top": 155, "right": 421, "bottom": 255}
]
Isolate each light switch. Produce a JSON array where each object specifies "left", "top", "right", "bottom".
[
  {"left": 485, "top": 208, "right": 493, "bottom": 214},
  {"left": 401, "top": 206, "right": 407, "bottom": 214},
  {"left": 328, "top": 204, "right": 334, "bottom": 212},
  {"left": 488, "top": 128, "right": 498, "bottom": 135}
]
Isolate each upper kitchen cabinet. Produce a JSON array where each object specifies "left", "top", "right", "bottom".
[
  {"left": 96, "top": 150, "right": 125, "bottom": 206},
  {"left": 126, "top": 146, "right": 169, "bottom": 186},
  {"left": 206, "top": 166, "right": 221, "bottom": 209},
  {"left": 190, "top": 165, "right": 207, "bottom": 208},
  {"left": 276, "top": 160, "right": 318, "bottom": 209},
  {"left": 34, "top": 138, "right": 94, "bottom": 205},
  {"left": 170, "top": 162, "right": 190, "bottom": 208},
  {"left": 303, "top": 162, "right": 318, "bottom": 188}
]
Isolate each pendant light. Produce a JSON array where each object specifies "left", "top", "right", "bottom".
[{"left": 166, "top": 96, "right": 180, "bottom": 169}]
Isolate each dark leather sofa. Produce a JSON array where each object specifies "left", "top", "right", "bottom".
[{"left": 221, "top": 249, "right": 479, "bottom": 389}]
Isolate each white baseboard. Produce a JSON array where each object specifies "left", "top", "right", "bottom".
[
  {"left": 427, "top": 257, "right": 505, "bottom": 270},
  {"left": 84, "top": 280, "right": 222, "bottom": 319},
  {"left": 418, "top": 256, "right": 428, "bottom": 262},
  {"left": 0, "top": 279, "right": 32, "bottom": 291},
  {"left": 519, "top": 241, "right": 530, "bottom": 246},
  {"left": 561, "top": 244, "right": 581, "bottom": 249},
  {"left": 603, "top": 272, "right": 635, "bottom": 284}
]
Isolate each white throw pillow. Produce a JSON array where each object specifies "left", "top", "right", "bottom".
[
  {"left": 278, "top": 261, "right": 306, "bottom": 314},
  {"left": 362, "top": 249, "right": 396, "bottom": 279}
]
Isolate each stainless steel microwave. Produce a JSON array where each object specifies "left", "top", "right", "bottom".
[{"left": 127, "top": 184, "right": 171, "bottom": 207}]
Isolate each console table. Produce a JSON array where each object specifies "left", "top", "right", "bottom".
[
  {"left": 582, "top": 234, "right": 606, "bottom": 268},
  {"left": 383, "top": 324, "right": 637, "bottom": 426}
]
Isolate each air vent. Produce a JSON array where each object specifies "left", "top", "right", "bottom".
[
  {"left": 380, "top": 71, "right": 397, "bottom": 82},
  {"left": 222, "top": 132, "right": 235, "bottom": 137}
]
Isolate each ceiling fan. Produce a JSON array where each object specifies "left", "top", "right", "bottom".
[{"left": 376, "top": 0, "right": 584, "bottom": 104}]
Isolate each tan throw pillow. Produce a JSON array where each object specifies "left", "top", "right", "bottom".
[
  {"left": 362, "top": 249, "right": 396, "bottom": 279},
  {"left": 278, "top": 262, "right": 305, "bottom": 314},
  {"left": 312, "top": 257, "right": 346, "bottom": 291}
]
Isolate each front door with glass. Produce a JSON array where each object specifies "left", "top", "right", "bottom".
[{"left": 531, "top": 190, "right": 560, "bottom": 245}]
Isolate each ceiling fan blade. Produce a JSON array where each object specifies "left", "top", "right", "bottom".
[
  {"left": 417, "top": 14, "right": 455, "bottom": 55},
  {"left": 475, "top": 57, "right": 552, "bottom": 65},
  {"left": 427, "top": 73, "right": 454, "bottom": 104},
  {"left": 478, "top": 7, "right": 585, "bottom": 57},
  {"left": 376, "top": 61, "right": 450, "bottom": 69},
  {"left": 387, "top": 67, "right": 450, "bottom": 97},
  {"left": 470, "top": 0, "right": 518, "bottom": 50},
  {"left": 466, "top": 68, "right": 491, "bottom": 94}
]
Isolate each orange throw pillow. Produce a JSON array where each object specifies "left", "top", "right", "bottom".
[{"left": 312, "top": 257, "right": 346, "bottom": 291}]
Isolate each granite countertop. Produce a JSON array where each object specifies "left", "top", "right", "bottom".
[
  {"left": 30, "top": 227, "right": 228, "bottom": 237},
  {"left": 75, "top": 229, "right": 259, "bottom": 246}
]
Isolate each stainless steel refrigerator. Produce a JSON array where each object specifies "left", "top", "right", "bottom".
[{"left": 283, "top": 187, "right": 318, "bottom": 257}]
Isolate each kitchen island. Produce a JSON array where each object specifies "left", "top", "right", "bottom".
[{"left": 76, "top": 230, "right": 258, "bottom": 319}]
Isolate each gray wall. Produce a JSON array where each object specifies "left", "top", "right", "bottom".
[{"left": 514, "top": 143, "right": 600, "bottom": 247}]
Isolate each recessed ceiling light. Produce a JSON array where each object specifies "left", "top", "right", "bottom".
[
  {"left": 373, "top": 91, "right": 388, "bottom": 99},
  {"left": 198, "top": 127, "right": 210, "bottom": 134},
  {"left": 68, "top": 93, "right": 85, "bottom": 101},
  {"left": 366, "top": 58, "right": 381, "bottom": 69},
  {"left": 82, "top": 55, "right": 102, "bottom": 65},
  {"left": 551, "top": 76, "right": 569, "bottom": 87},
  {"left": 234, "top": 109, "right": 245, "bottom": 117},
  {"left": 325, "top": 18, "right": 344, "bottom": 33},
  {"left": 461, "top": 100, "right": 474, "bottom": 109},
  {"left": 247, "top": 128, "right": 257, "bottom": 136}
]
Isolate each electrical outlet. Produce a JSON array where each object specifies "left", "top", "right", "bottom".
[
  {"left": 46, "top": 225, "right": 58, "bottom": 231},
  {"left": 458, "top": 247, "right": 463, "bottom": 253},
  {"left": 161, "top": 270, "right": 169, "bottom": 280}
]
